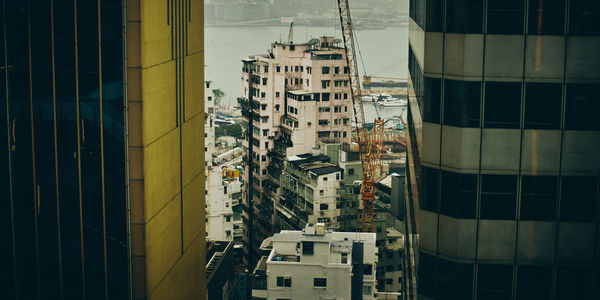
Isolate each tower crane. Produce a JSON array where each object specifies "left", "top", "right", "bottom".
[{"left": 336, "top": 0, "right": 384, "bottom": 232}]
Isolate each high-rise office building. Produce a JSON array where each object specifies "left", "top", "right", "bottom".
[
  {"left": 406, "top": 0, "right": 599, "bottom": 299},
  {"left": 1, "top": 1, "right": 206, "bottom": 299}
]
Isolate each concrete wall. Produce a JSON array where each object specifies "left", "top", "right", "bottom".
[{"left": 127, "top": 0, "right": 206, "bottom": 299}]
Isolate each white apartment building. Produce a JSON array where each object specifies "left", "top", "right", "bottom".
[
  {"left": 278, "top": 153, "right": 344, "bottom": 230},
  {"left": 205, "top": 80, "right": 239, "bottom": 241},
  {"left": 240, "top": 36, "right": 354, "bottom": 256},
  {"left": 252, "top": 223, "right": 378, "bottom": 300}
]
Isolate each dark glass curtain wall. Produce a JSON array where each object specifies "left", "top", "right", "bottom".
[{"left": 0, "top": 0, "right": 128, "bottom": 299}]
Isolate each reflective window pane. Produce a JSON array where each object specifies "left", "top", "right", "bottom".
[
  {"left": 524, "top": 83, "right": 562, "bottom": 130},
  {"left": 481, "top": 175, "right": 517, "bottom": 220},
  {"left": 488, "top": 0, "right": 524, "bottom": 34},
  {"left": 426, "top": 0, "right": 443, "bottom": 31},
  {"left": 441, "top": 171, "right": 477, "bottom": 219},
  {"left": 423, "top": 78, "right": 441, "bottom": 123},
  {"left": 446, "top": 0, "right": 484, "bottom": 33},
  {"left": 569, "top": 0, "right": 600, "bottom": 36},
  {"left": 557, "top": 266, "right": 593, "bottom": 300},
  {"left": 565, "top": 84, "right": 600, "bottom": 130},
  {"left": 520, "top": 176, "right": 557, "bottom": 221},
  {"left": 560, "top": 176, "right": 597, "bottom": 222},
  {"left": 528, "top": 0, "right": 566, "bottom": 35},
  {"left": 477, "top": 264, "right": 513, "bottom": 300},
  {"left": 484, "top": 82, "right": 521, "bottom": 129},
  {"left": 420, "top": 167, "right": 439, "bottom": 213},
  {"left": 516, "top": 266, "right": 553, "bottom": 300},
  {"left": 444, "top": 80, "right": 481, "bottom": 128}
]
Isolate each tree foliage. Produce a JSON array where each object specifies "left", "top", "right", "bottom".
[{"left": 212, "top": 88, "right": 225, "bottom": 106}]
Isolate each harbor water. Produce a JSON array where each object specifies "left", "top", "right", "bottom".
[{"left": 205, "top": 25, "right": 408, "bottom": 122}]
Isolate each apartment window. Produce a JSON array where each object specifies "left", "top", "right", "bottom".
[
  {"left": 556, "top": 266, "right": 593, "bottom": 300},
  {"left": 336, "top": 173, "right": 340, "bottom": 180},
  {"left": 441, "top": 171, "right": 477, "bottom": 219},
  {"left": 300, "top": 66, "right": 304, "bottom": 72},
  {"left": 262, "top": 169, "right": 267, "bottom": 175},
  {"left": 516, "top": 266, "right": 552, "bottom": 300},
  {"left": 363, "top": 264, "right": 373, "bottom": 275},
  {"left": 560, "top": 176, "right": 597, "bottom": 221},
  {"left": 322, "top": 93, "right": 330, "bottom": 101},
  {"left": 319, "top": 107, "right": 330, "bottom": 112},
  {"left": 525, "top": 83, "right": 561, "bottom": 129},
  {"left": 566, "top": 84, "right": 600, "bottom": 130},
  {"left": 334, "top": 93, "right": 339, "bottom": 100},
  {"left": 323, "top": 176, "right": 328, "bottom": 181},
  {"left": 341, "top": 253, "right": 348, "bottom": 264},
  {"left": 320, "top": 203, "right": 328, "bottom": 210},
  {"left": 261, "top": 116, "right": 268, "bottom": 123},
  {"left": 226, "top": 216, "right": 231, "bottom": 222},
  {"left": 528, "top": 0, "right": 565, "bottom": 35},
  {"left": 425, "top": 0, "right": 443, "bottom": 31},
  {"left": 481, "top": 175, "right": 517, "bottom": 220},
  {"left": 343, "top": 118, "right": 348, "bottom": 125},
  {"left": 364, "top": 285, "right": 375, "bottom": 296},
  {"left": 319, "top": 190, "right": 324, "bottom": 196},
  {"left": 446, "top": 0, "right": 484, "bottom": 33},
  {"left": 295, "top": 66, "right": 299, "bottom": 72},
  {"left": 264, "top": 66, "right": 268, "bottom": 73},
  {"left": 276, "top": 66, "right": 281, "bottom": 72},
  {"left": 423, "top": 78, "right": 441, "bottom": 123},
  {"left": 306, "top": 79, "right": 310, "bottom": 86},
  {"left": 285, "top": 78, "right": 288, "bottom": 85},
  {"left": 485, "top": 82, "right": 521, "bottom": 129},
  {"left": 348, "top": 168, "right": 354, "bottom": 175},
  {"left": 520, "top": 176, "right": 557, "bottom": 221},
  {"left": 487, "top": 0, "right": 524, "bottom": 34},
  {"left": 321, "top": 80, "right": 330, "bottom": 89},
  {"left": 275, "top": 104, "right": 280, "bottom": 111},
  {"left": 444, "top": 80, "right": 481, "bottom": 128},
  {"left": 343, "top": 66, "right": 349, "bottom": 74},
  {"left": 294, "top": 78, "right": 298, "bottom": 85},
  {"left": 318, "top": 120, "right": 329, "bottom": 125},
  {"left": 262, "top": 78, "right": 267, "bottom": 85},
  {"left": 276, "top": 276, "right": 292, "bottom": 287},
  {"left": 275, "top": 91, "right": 280, "bottom": 98},
  {"left": 569, "top": 0, "right": 600, "bottom": 35},
  {"left": 343, "top": 93, "right": 348, "bottom": 100},
  {"left": 262, "top": 129, "right": 268, "bottom": 136},
  {"left": 322, "top": 66, "right": 330, "bottom": 74},
  {"left": 477, "top": 264, "right": 513, "bottom": 299},
  {"left": 420, "top": 167, "right": 439, "bottom": 213},
  {"left": 285, "top": 66, "right": 288, "bottom": 72},
  {"left": 313, "top": 278, "right": 327, "bottom": 287},
  {"left": 261, "top": 104, "right": 267, "bottom": 110},
  {"left": 307, "top": 67, "right": 312, "bottom": 74}
]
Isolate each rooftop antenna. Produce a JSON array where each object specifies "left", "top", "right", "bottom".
[{"left": 287, "top": 21, "right": 294, "bottom": 44}]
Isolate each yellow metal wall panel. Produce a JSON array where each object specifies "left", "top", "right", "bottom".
[
  {"left": 127, "top": 21, "right": 141, "bottom": 68},
  {"left": 140, "top": 0, "right": 172, "bottom": 67},
  {"left": 141, "top": 60, "right": 177, "bottom": 146},
  {"left": 183, "top": 173, "right": 205, "bottom": 250},
  {"left": 143, "top": 129, "right": 181, "bottom": 221},
  {"left": 182, "top": 114, "right": 204, "bottom": 186},
  {"left": 127, "top": 67, "right": 142, "bottom": 101},
  {"left": 149, "top": 235, "right": 206, "bottom": 300},
  {"left": 145, "top": 196, "right": 183, "bottom": 294},
  {"left": 128, "top": 101, "right": 143, "bottom": 147},
  {"left": 132, "top": 255, "right": 147, "bottom": 300},
  {"left": 184, "top": 52, "right": 204, "bottom": 121},
  {"left": 130, "top": 179, "right": 145, "bottom": 224},
  {"left": 187, "top": 0, "right": 204, "bottom": 54}
]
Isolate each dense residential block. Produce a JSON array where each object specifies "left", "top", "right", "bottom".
[
  {"left": 251, "top": 223, "right": 377, "bottom": 300},
  {"left": 239, "top": 37, "right": 353, "bottom": 266}
]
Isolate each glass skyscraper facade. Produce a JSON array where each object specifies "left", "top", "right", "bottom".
[
  {"left": 1, "top": 1, "right": 206, "bottom": 299},
  {"left": 406, "top": 0, "right": 599, "bottom": 299}
]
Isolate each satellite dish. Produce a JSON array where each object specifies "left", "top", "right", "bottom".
[{"left": 333, "top": 38, "right": 342, "bottom": 44}]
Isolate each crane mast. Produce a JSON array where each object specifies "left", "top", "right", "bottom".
[{"left": 336, "top": 0, "right": 384, "bottom": 232}]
